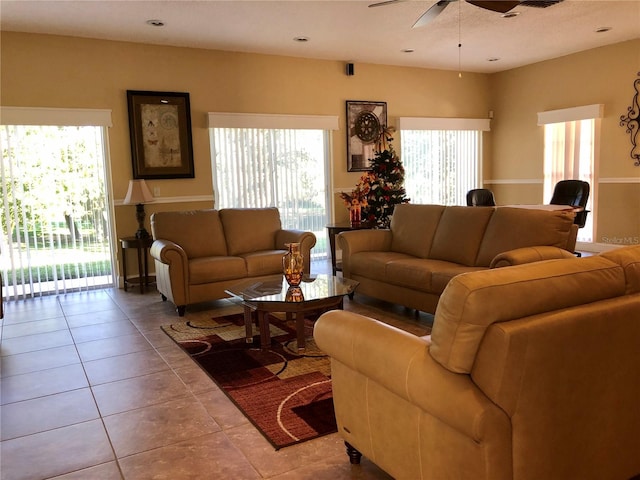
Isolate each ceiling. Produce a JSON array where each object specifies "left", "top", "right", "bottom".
[{"left": 1, "top": 0, "right": 639, "bottom": 73}]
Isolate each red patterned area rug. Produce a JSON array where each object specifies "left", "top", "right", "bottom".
[{"left": 161, "top": 312, "right": 334, "bottom": 450}]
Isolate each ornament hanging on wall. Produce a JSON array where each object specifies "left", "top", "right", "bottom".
[{"left": 619, "top": 71, "right": 640, "bottom": 166}]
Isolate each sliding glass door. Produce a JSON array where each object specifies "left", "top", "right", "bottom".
[{"left": 1, "top": 118, "right": 115, "bottom": 300}]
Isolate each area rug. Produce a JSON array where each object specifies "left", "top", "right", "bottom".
[{"left": 162, "top": 311, "right": 335, "bottom": 450}]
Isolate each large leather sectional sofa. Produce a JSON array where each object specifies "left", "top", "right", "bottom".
[
  {"left": 150, "top": 208, "right": 316, "bottom": 315},
  {"left": 315, "top": 245, "right": 640, "bottom": 479},
  {"left": 338, "top": 203, "right": 578, "bottom": 314}
]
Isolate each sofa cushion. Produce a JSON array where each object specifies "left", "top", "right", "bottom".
[
  {"left": 429, "top": 206, "right": 494, "bottom": 266},
  {"left": 220, "top": 208, "right": 281, "bottom": 256},
  {"left": 241, "top": 250, "right": 287, "bottom": 276},
  {"left": 385, "top": 258, "right": 435, "bottom": 293},
  {"left": 475, "top": 207, "right": 574, "bottom": 267},
  {"left": 350, "top": 251, "right": 411, "bottom": 280},
  {"left": 189, "top": 256, "right": 247, "bottom": 285},
  {"left": 430, "top": 263, "right": 486, "bottom": 294},
  {"left": 430, "top": 256, "right": 626, "bottom": 374},
  {"left": 151, "top": 210, "right": 227, "bottom": 258},
  {"left": 390, "top": 204, "right": 445, "bottom": 258},
  {"left": 600, "top": 245, "right": 640, "bottom": 294}
]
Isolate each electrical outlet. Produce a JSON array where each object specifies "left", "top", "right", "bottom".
[{"left": 153, "top": 187, "right": 160, "bottom": 197}]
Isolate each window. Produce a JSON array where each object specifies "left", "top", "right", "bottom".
[
  {"left": 398, "top": 117, "right": 490, "bottom": 206},
  {"left": 208, "top": 113, "right": 338, "bottom": 260},
  {"left": 538, "top": 104, "right": 603, "bottom": 243},
  {"left": 1, "top": 107, "right": 115, "bottom": 299}
]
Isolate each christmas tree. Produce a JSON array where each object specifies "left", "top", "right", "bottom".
[{"left": 362, "top": 126, "right": 410, "bottom": 228}]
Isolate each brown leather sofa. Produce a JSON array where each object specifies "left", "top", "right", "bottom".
[
  {"left": 150, "top": 208, "right": 316, "bottom": 315},
  {"left": 315, "top": 245, "right": 640, "bottom": 480},
  {"left": 338, "top": 203, "right": 578, "bottom": 314}
]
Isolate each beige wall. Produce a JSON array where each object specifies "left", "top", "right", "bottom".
[
  {"left": 488, "top": 39, "right": 640, "bottom": 246},
  {"left": 1, "top": 32, "right": 638, "bottom": 280},
  {"left": 0, "top": 31, "right": 491, "bottom": 277}
]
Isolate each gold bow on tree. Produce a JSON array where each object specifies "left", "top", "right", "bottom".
[{"left": 375, "top": 125, "right": 396, "bottom": 153}]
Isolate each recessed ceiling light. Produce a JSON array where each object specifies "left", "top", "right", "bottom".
[
  {"left": 595, "top": 26, "right": 612, "bottom": 33},
  {"left": 293, "top": 36, "right": 309, "bottom": 42},
  {"left": 501, "top": 11, "right": 520, "bottom": 18},
  {"left": 146, "top": 19, "right": 165, "bottom": 27},
  {"left": 487, "top": 57, "right": 500, "bottom": 62},
  {"left": 402, "top": 49, "right": 415, "bottom": 53}
]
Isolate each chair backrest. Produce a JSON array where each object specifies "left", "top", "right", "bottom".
[
  {"left": 466, "top": 188, "right": 496, "bottom": 207},
  {"left": 550, "top": 180, "right": 590, "bottom": 227}
]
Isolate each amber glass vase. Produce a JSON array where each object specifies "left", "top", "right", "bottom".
[{"left": 282, "top": 243, "right": 304, "bottom": 287}]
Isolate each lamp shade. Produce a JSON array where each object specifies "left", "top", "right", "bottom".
[{"left": 123, "top": 179, "right": 154, "bottom": 205}]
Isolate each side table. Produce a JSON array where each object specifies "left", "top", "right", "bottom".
[
  {"left": 120, "top": 236, "right": 155, "bottom": 294},
  {"left": 326, "top": 222, "right": 374, "bottom": 275}
]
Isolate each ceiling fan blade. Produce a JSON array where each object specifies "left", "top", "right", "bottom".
[
  {"left": 466, "top": 1, "right": 521, "bottom": 13},
  {"left": 412, "top": 0, "right": 453, "bottom": 28},
  {"left": 368, "top": 0, "right": 408, "bottom": 7}
]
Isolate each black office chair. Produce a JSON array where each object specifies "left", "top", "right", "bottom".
[
  {"left": 466, "top": 188, "right": 496, "bottom": 207},
  {"left": 549, "top": 180, "right": 590, "bottom": 228}
]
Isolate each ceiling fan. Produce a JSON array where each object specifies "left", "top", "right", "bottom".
[{"left": 369, "top": 0, "right": 564, "bottom": 28}]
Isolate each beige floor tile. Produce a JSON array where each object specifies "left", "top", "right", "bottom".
[
  {"left": 76, "top": 332, "right": 153, "bottom": 362},
  {"left": 0, "top": 420, "right": 114, "bottom": 480},
  {"left": 0, "top": 363, "right": 88, "bottom": 405},
  {"left": 225, "top": 422, "right": 345, "bottom": 478},
  {"left": 172, "top": 362, "right": 219, "bottom": 394},
  {"left": 154, "top": 342, "right": 193, "bottom": 368},
  {"left": 49, "top": 461, "right": 123, "bottom": 480},
  {"left": 70, "top": 320, "right": 140, "bottom": 343},
  {"left": 1, "top": 344, "right": 80, "bottom": 377},
  {"left": 103, "top": 396, "right": 221, "bottom": 458},
  {"left": 65, "top": 309, "right": 130, "bottom": 328},
  {"left": 83, "top": 349, "right": 170, "bottom": 386},
  {"left": 1, "top": 316, "right": 69, "bottom": 339},
  {"left": 92, "top": 370, "right": 190, "bottom": 416},
  {"left": 1, "top": 387, "right": 99, "bottom": 441},
  {"left": 271, "top": 452, "right": 393, "bottom": 479},
  {"left": 196, "top": 387, "right": 250, "bottom": 430},
  {"left": 0, "top": 329, "right": 74, "bottom": 357},
  {"left": 118, "top": 432, "right": 261, "bottom": 480}
]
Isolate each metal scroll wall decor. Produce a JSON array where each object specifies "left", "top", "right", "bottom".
[{"left": 619, "top": 71, "right": 640, "bottom": 166}]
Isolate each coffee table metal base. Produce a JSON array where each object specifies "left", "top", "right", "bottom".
[{"left": 243, "top": 297, "right": 345, "bottom": 352}]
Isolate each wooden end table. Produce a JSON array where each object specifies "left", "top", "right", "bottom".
[{"left": 119, "top": 236, "right": 155, "bottom": 294}]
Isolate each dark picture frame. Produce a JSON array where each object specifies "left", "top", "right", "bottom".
[
  {"left": 126, "top": 90, "right": 195, "bottom": 179},
  {"left": 346, "top": 100, "right": 387, "bottom": 172}
]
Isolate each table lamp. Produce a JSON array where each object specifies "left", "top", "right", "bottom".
[{"left": 123, "top": 179, "right": 154, "bottom": 239}]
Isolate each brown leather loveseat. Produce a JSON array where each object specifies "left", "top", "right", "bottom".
[{"left": 150, "top": 208, "right": 316, "bottom": 315}]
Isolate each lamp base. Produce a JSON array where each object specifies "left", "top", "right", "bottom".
[{"left": 135, "top": 228, "right": 150, "bottom": 239}]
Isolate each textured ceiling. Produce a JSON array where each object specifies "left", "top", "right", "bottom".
[{"left": 1, "top": 0, "right": 639, "bottom": 73}]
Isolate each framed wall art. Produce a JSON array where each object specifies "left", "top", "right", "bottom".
[
  {"left": 346, "top": 100, "right": 387, "bottom": 172},
  {"left": 127, "top": 90, "right": 195, "bottom": 179}
]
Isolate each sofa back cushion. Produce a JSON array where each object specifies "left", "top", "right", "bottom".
[
  {"left": 220, "top": 208, "right": 281, "bottom": 255},
  {"left": 430, "top": 256, "right": 626, "bottom": 373},
  {"left": 151, "top": 210, "right": 227, "bottom": 258},
  {"left": 390, "top": 204, "right": 445, "bottom": 258},
  {"left": 429, "top": 206, "right": 495, "bottom": 266},
  {"left": 475, "top": 207, "right": 574, "bottom": 267}
]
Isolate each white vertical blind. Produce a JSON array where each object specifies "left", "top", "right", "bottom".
[
  {"left": 1, "top": 107, "right": 114, "bottom": 299},
  {"left": 209, "top": 121, "right": 332, "bottom": 259},
  {"left": 401, "top": 129, "right": 482, "bottom": 206}
]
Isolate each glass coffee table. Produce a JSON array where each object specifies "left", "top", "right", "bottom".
[{"left": 225, "top": 274, "right": 359, "bottom": 351}]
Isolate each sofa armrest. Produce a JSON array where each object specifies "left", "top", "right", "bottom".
[
  {"left": 150, "top": 239, "right": 188, "bottom": 265},
  {"left": 314, "top": 310, "right": 499, "bottom": 441},
  {"left": 338, "top": 229, "right": 392, "bottom": 278},
  {"left": 275, "top": 229, "right": 317, "bottom": 273},
  {"left": 489, "top": 246, "right": 576, "bottom": 269}
]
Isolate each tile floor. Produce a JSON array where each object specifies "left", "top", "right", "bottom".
[{"left": 0, "top": 262, "right": 433, "bottom": 480}]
